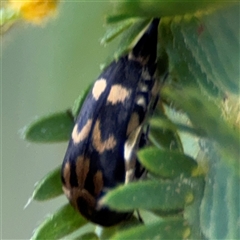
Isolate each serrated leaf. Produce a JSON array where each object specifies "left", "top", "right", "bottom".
[
  {"left": 24, "top": 111, "right": 74, "bottom": 142},
  {"left": 197, "top": 7, "right": 239, "bottom": 93},
  {"left": 111, "top": 217, "right": 189, "bottom": 240},
  {"left": 102, "top": 178, "right": 204, "bottom": 212},
  {"left": 170, "top": 16, "right": 223, "bottom": 97},
  {"left": 107, "top": 1, "right": 230, "bottom": 23},
  {"left": 32, "top": 166, "right": 62, "bottom": 201},
  {"left": 138, "top": 147, "right": 198, "bottom": 178},
  {"left": 160, "top": 3, "right": 239, "bottom": 95},
  {"left": 31, "top": 204, "right": 87, "bottom": 240}
]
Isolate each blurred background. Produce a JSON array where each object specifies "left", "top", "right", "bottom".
[{"left": 2, "top": 2, "right": 115, "bottom": 239}]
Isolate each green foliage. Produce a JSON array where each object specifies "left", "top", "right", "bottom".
[
  {"left": 137, "top": 147, "right": 198, "bottom": 178},
  {"left": 106, "top": 1, "right": 230, "bottom": 23},
  {"left": 24, "top": 111, "right": 74, "bottom": 142},
  {"left": 31, "top": 166, "right": 62, "bottom": 201},
  {"left": 73, "top": 232, "right": 98, "bottom": 240},
  {"left": 24, "top": 1, "right": 239, "bottom": 239},
  {"left": 101, "top": 18, "right": 136, "bottom": 45},
  {"left": 101, "top": 18, "right": 150, "bottom": 69},
  {"left": 31, "top": 204, "right": 88, "bottom": 240},
  {"left": 102, "top": 178, "right": 204, "bottom": 211},
  {"left": 0, "top": 7, "right": 19, "bottom": 34},
  {"left": 111, "top": 218, "right": 189, "bottom": 240}
]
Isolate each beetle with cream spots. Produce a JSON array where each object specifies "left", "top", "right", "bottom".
[{"left": 61, "top": 18, "right": 160, "bottom": 226}]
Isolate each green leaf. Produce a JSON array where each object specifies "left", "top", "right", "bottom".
[
  {"left": 149, "top": 117, "right": 183, "bottom": 151},
  {"left": 0, "top": 7, "right": 18, "bottom": 25},
  {"left": 111, "top": 218, "right": 189, "bottom": 240},
  {"left": 138, "top": 147, "right": 198, "bottom": 178},
  {"left": 32, "top": 166, "right": 62, "bottom": 201},
  {"left": 73, "top": 232, "right": 98, "bottom": 240},
  {"left": 107, "top": 1, "right": 230, "bottom": 22},
  {"left": 96, "top": 216, "right": 141, "bottom": 240},
  {"left": 160, "top": 3, "right": 239, "bottom": 95},
  {"left": 24, "top": 111, "right": 74, "bottom": 142},
  {"left": 200, "top": 141, "right": 240, "bottom": 239},
  {"left": 113, "top": 18, "right": 150, "bottom": 59},
  {"left": 150, "top": 115, "right": 205, "bottom": 138},
  {"left": 101, "top": 18, "right": 150, "bottom": 69},
  {"left": 31, "top": 204, "right": 87, "bottom": 240},
  {"left": 0, "top": 6, "right": 19, "bottom": 34},
  {"left": 101, "top": 18, "right": 135, "bottom": 45},
  {"left": 162, "top": 86, "right": 239, "bottom": 174},
  {"left": 102, "top": 178, "right": 204, "bottom": 212},
  {"left": 63, "top": 223, "right": 96, "bottom": 240},
  {"left": 160, "top": 18, "right": 221, "bottom": 98}
]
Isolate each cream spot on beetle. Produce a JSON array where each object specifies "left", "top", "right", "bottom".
[
  {"left": 138, "top": 82, "right": 149, "bottom": 92},
  {"left": 125, "top": 169, "right": 135, "bottom": 184},
  {"left": 136, "top": 96, "right": 146, "bottom": 109},
  {"left": 62, "top": 185, "right": 71, "bottom": 199},
  {"left": 75, "top": 156, "right": 90, "bottom": 188},
  {"left": 93, "top": 170, "right": 103, "bottom": 196},
  {"left": 124, "top": 126, "right": 142, "bottom": 184},
  {"left": 92, "top": 78, "right": 107, "bottom": 100},
  {"left": 92, "top": 120, "right": 117, "bottom": 153},
  {"left": 151, "top": 80, "right": 159, "bottom": 97},
  {"left": 70, "top": 187, "right": 96, "bottom": 213},
  {"left": 127, "top": 112, "right": 140, "bottom": 136},
  {"left": 62, "top": 161, "right": 71, "bottom": 189},
  {"left": 107, "top": 84, "right": 131, "bottom": 105},
  {"left": 124, "top": 126, "right": 141, "bottom": 164},
  {"left": 141, "top": 69, "right": 152, "bottom": 80},
  {"left": 128, "top": 52, "right": 150, "bottom": 66},
  {"left": 72, "top": 119, "right": 92, "bottom": 144}
]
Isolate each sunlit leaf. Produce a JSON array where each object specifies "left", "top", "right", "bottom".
[{"left": 0, "top": 6, "right": 19, "bottom": 34}]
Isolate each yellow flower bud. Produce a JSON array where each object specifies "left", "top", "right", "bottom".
[{"left": 9, "top": 0, "right": 58, "bottom": 24}]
